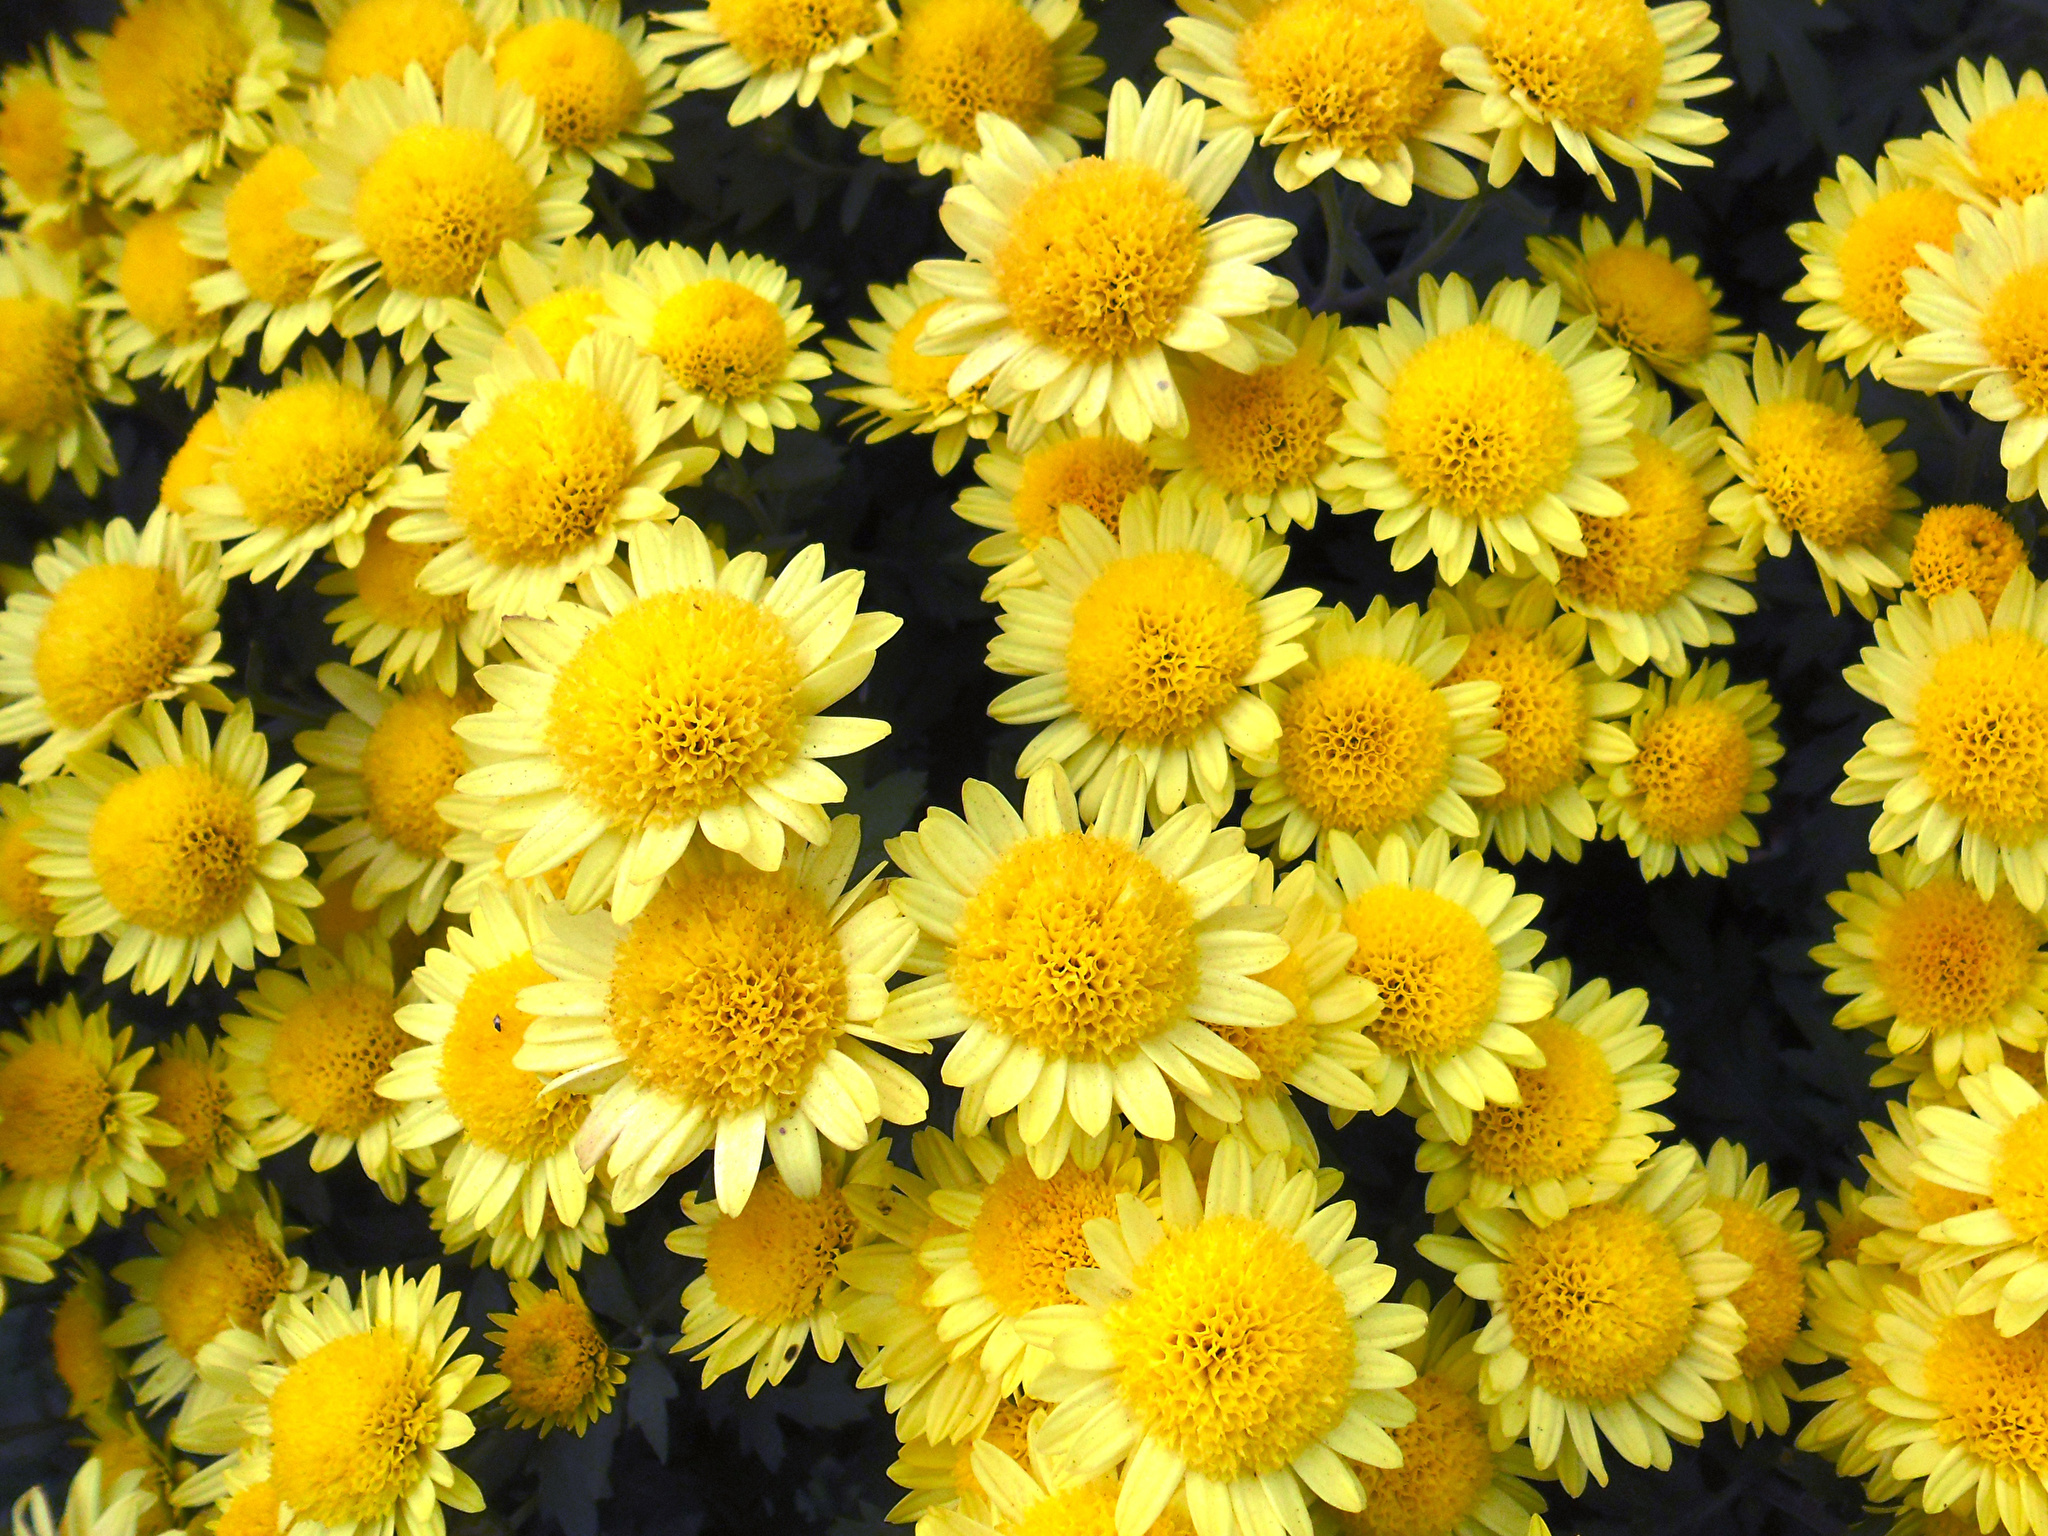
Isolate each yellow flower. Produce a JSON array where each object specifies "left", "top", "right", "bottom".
[
  {"left": 154, "top": 405, "right": 227, "bottom": 519},
  {"left": 138, "top": 1026, "right": 260, "bottom": 1216},
  {"left": 0, "top": 1222, "right": 62, "bottom": 1319},
  {"left": 416, "top": 1159, "right": 619, "bottom": 1281},
  {"left": 1892, "top": 57, "right": 2048, "bottom": 208},
  {"left": 316, "top": 515, "right": 499, "bottom": 697},
  {"left": 1911, "top": 1064, "right": 2048, "bottom": 1335},
  {"left": 0, "top": 43, "right": 89, "bottom": 230},
  {"left": 429, "top": 233, "right": 636, "bottom": 405},
  {"left": 1910, "top": 502, "right": 2026, "bottom": 619},
  {"left": 0, "top": 783, "right": 91, "bottom": 981},
  {"left": 14, "top": 1460, "right": 161, "bottom": 1536},
  {"left": 659, "top": 0, "right": 893, "bottom": 126},
  {"left": 0, "top": 242, "right": 129, "bottom": 500},
  {"left": 884, "top": 1392, "right": 1044, "bottom": 1520},
  {"left": 1795, "top": 1251, "right": 1906, "bottom": 1483},
  {"left": 827, "top": 273, "right": 1002, "bottom": 474},
  {"left": 1331, "top": 273, "right": 1639, "bottom": 584},
  {"left": 916, "top": 77, "right": 1300, "bottom": 443},
  {"left": 79, "top": 1412, "right": 180, "bottom": 1536},
  {"left": 175, "top": 1445, "right": 278, "bottom": 1536},
  {"left": 487, "top": 1275, "right": 626, "bottom": 1435},
  {"left": 50, "top": 1263, "right": 121, "bottom": 1418},
  {"left": 1698, "top": 1139, "right": 1823, "bottom": 1439},
  {"left": 1525, "top": 216, "right": 1745, "bottom": 390},
  {"left": 1857, "top": 1098, "right": 1993, "bottom": 1276},
  {"left": 494, "top": 0, "right": 681, "bottom": 187},
  {"left": 0, "top": 510, "right": 232, "bottom": 783},
  {"left": 1589, "top": 659, "right": 1781, "bottom": 880},
  {"left": 916, "top": 1434, "right": 1200, "bottom": 1536},
  {"left": 308, "top": 0, "right": 516, "bottom": 95},
  {"left": 952, "top": 423, "right": 1165, "bottom": 600},
  {"left": 986, "top": 487, "right": 1319, "bottom": 824},
  {"left": 89, "top": 206, "right": 236, "bottom": 404}
]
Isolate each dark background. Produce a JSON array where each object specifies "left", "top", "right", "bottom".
[{"left": 0, "top": 1, "right": 2041, "bottom": 1531}]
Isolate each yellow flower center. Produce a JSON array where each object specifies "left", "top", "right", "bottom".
[
  {"left": 358, "top": 688, "right": 474, "bottom": 858},
  {"left": 1343, "top": 1370, "right": 1497, "bottom": 1536},
  {"left": 1502, "top": 1201, "right": 1696, "bottom": 1402},
  {"left": 448, "top": 378, "right": 639, "bottom": 567},
  {"left": 1914, "top": 1171, "right": 1991, "bottom": 1228},
  {"left": 1383, "top": 323, "right": 1580, "bottom": 521},
  {"left": 350, "top": 515, "right": 470, "bottom": 630},
  {"left": 702, "top": 1171, "right": 858, "bottom": 1322},
  {"left": 1708, "top": 1197, "right": 1806, "bottom": 1380},
  {"left": 223, "top": 143, "right": 323, "bottom": 308},
  {"left": 886, "top": 300, "right": 967, "bottom": 412},
  {"left": 1627, "top": 698, "right": 1752, "bottom": 846},
  {"left": 86, "top": 1432, "right": 172, "bottom": 1536},
  {"left": 354, "top": 123, "right": 537, "bottom": 300},
  {"left": 1835, "top": 186, "right": 1961, "bottom": 344},
  {"left": 1236, "top": 0, "right": 1445, "bottom": 160},
  {"left": 1010, "top": 437, "right": 1156, "bottom": 549},
  {"left": 1821, "top": 1208, "right": 1878, "bottom": 1264},
  {"left": 0, "top": 811, "right": 56, "bottom": 937},
  {"left": 707, "top": 0, "right": 877, "bottom": 70},
  {"left": 1475, "top": 0, "right": 1662, "bottom": 137},
  {"left": 1913, "top": 504, "right": 2025, "bottom": 618},
  {"left": 1210, "top": 949, "right": 1315, "bottom": 1088},
  {"left": 1872, "top": 874, "right": 2040, "bottom": 1038},
  {"left": 226, "top": 378, "right": 403, "bottom": 535},
  {"left": 1343, "top": 885, "right": 1501, "bottom": 1060},
  {"left": 968, "top": 1158, "right": 1122, "bottom": 1315},
  {"left": 1559, "top": 430, "right": 1708, "bottom": 614},
  {"left": 0, "top": 79, "right": 72, "bottom": 206},
  {"left": 441, "top": 953, "right": 582, "bottom": 1159},
  {"left": 1981, "top": 264, "right": 2048, "bottom": 415},
  {"left": 1968, "top": 98, "right": 2048, "bottom": 203},
  {"left": 156, "top": 1213, "right": 289, "bottom": 1360},
  {"left": 1922, "top": 1311, "right": 2048, "bottom": 1470},
  {"left": 1064, "top": 550, "right": 1260, "bottom": 746},
  {"left": 269, "top": 1327, "right": 435, "bottom": 1527},
  {"left": 1464, "top": 1015, "right": 1619, "bottom": 1186},
  {"left": 51, "top": 1282, "right": 117, "bottom": 1413},
  {"left": 1107, "top": 1213, "right": 1354, "bottom": 1479},
  {"left": 1010, "top": 1482, "right": 1195, "bottom": 1536},
  {"left": 996, "top": 159, "right": 1206, "bottom": 360},
  {"left": 158, "top": 406, "right": 227, "bottom": 515},
  {"left": 1915, "top": 629, "right": 2048, "bottom": 845},
  {"left": 0, "top": 1038, "right": 108, "bottom": 1181},
  {"left": 951, "top": 832, "right": 1198, "bottom": 1062},
  {"left": 891, "top": 0, "right": 1057, "bottom": 148},
  {"left": 212, "top": 1483, "right": 280, "bottom": 1536},
  {"left": 264, "top": 978, "right": 406, "bottom": 1138},
  {"left": 1581, "top": 243, "right": 1716, "bottom": 366},
  {"left": 33, "top": 562, "right": 195, "bottom": 732},
  {"left": 1745, "top": 397, "right": 1898, "bottom": 551},
  {"left": 1445, "top": 624, "right": 1581, "bottom": 809},
  {"left": 515, "top": 285, "right": 611, "bottom": 369},
  {"left": 117, "top": 209, "right": 215, "bottom": 343},
  {"left": 1278, "top": 654, "right": 1451, "bottom": 839},
  {"left": 648, "top": 278, "right": 791, "bottom": 401},
  {"left": 322, "top": 0, "right": 483, "bottom": 89},
  {"left": 1183, "top": 345, "right": 1343, "bottom": 496},
  {"left": 498, "top": 1289, "right": 609, "bottom": 1421},
  {"left": 1990, "top": 1103, "right": 2048, "bottom": 1247},
  {"left": 495, "top": 18, "right": 646, "bottom": 151},
  {"left": 137, "top": 1053, "right": 227, "bottom": 1192},
  {"left": 0, "top": 295, "right": 84, "bottom": 440},
  {"left": 546, "top": 588, "right": 802, "bottom": 826},
  {"left": 96, "top": 0, "right": 249, "bottom": 157},
  {"left": 89, "top": 762, "right": 256, "bottom": 936}
]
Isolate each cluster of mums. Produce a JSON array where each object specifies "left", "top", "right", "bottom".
[{"left": 0, "top": 2, "right": 2044, "bottom": 1536}]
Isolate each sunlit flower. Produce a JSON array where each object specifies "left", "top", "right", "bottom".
[
  {"left": 0, "top": 43, "right": 88, "bottom": 230},
  {"left": 952, "top": 424, "right": 1165, "bottom": 599},
  {"left": 827, "top": 272, "right": 1001, "bottom": 474},
  {"left": 0, "top": 784, "right": 90, "bottom": 980},
  {"left": 494, "top": 0, "right": 680, "bottom": 186},
  {"left": 138, "top": 1027, "right": 259, "bottom": 1217},
  {"left": 430, "top": 234, "right": 636, "bottom": 404},
  {"left": 0, "top": 242, "right": 128, "bottom": 501},
  {"left": 309, "top": 0, "right": 516, "bottom": 95},
  {"left": 659, "top": 0, "right": 894, "bottom": 126},
  {"left": 49, "top": 1262, "right": 121, "bottom": 1418},
  {"left": 1892, "top": 57, "right": 2048, "bottom": 208},
  {"left": 317, "top": 516, "right": 498, "bottom": 697},
  {"left": 1524, "top": 216, "right": 1744, "bottom": 390},
  {"left": 1698, "top": 1139, "right": 1822, "bottom": 1439},
  {"left": 488, "top": 1275, "right": 626, "bottom": 1435},
  {"left": 1911, "top": 1064, "right": 2048, "bottom": 1335}
]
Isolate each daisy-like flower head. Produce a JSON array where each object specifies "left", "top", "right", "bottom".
[
  {"left": 849, "top": 0, "right": 1105, "bottom": 181},
  {"left": 1242, "top": 596, "right": 1504, "bottom": 863},
  {"left": 885, "top": 1392, "right": 1047, "bottom": 1521},
  {"left": 379, "top": 884, "right": 595, "bottom": 1265},
  {"left": 1859, "top": 1098, "right": 1995, "bottom": 1276},
  {"left": 416, "top": 1160, "right": 620, "bottom": 1280},
  {"left": 1697, "top": 1139, "right": 1823, "bottom": 1440},
  {"left": 1525, "top": 217, "right": 1745, "bottom": 392},
  {"left": 1431, "top": 577, "right": 1639, "bottom": 864},
  {"left": 518, "top": 814, "right": 926, "bottom": 1215},
  {"left": 450, "top": 516, "right": 900, "bottom": 917},
  {"left": 600, "top": 241, "right": 826, "bottom": 456},
  {"left": 390, "top": 329, "right": 711, "bottom": 620},
  {"left": 1151, "top": 306, "right": 1359, "bottom": 533},
  {"left": 657, "top": 0, "right": 894, "bottom": 127},
  {"left": 1331, "top": 273, "right": 1638, "bottom": 585},
  {"left": 310, "top": 0, "right": 516, "bottom": 94},
  {"left": 90, "top": 206, "right": 233, "bottom": 403},
  {"left": 0, "top": 510, "right": 232, "bottom": 783},
  {"left": 1418, "top": 1142, "right": 1751, "bottom": 1497},
  {"left": 1894, "top": 58, "right": 2048, "bottom": 209},
  {"left": 1424, "top": 0, "right": 1729, "bottom": 203},
  {"left": 104, "top": 1180, "right": 313, "bottom": 1411},
  {"left": 1314, "top": 827, "right": 1553, "bottom": 1141},
  {"left": 487, "top": 1274, "right": 626, "bottom": 1435},
  {"left": 31, "top": 702, "right": 319, "bottom": 1000},
  {"left": 916, "top": 77, "right": 1300, "bottom": 444},
  {"left": 155, "top": 406, "right": 227, "bottom": 519},
  {"left": 0, "top": 783, "right": 91, "bottom": 980},
  {"left": 50, "top": 1262, "right": 121, "bottom": 1418},
  {"left": 222, "top": 945, "right": 424, "bottom": 1202},
  {"left": 79, "top": 1414, "right": 180, "bottom": 1536},
  {"left": 1016, "top": 1137, "right": 1427, "bottom": 1536},
  {"left": 668, "top": 1141, "right": 890, "bottom": 1393},
  {"left": 494, "top": 0, "right": 681, "bottom": 186},
  {"left": 1813, "top": 851, "right": 2048, "bottom": 1089},
  {"left": 175, "top": 1446, "right": 279, "bottom": 1536},
  {"left": 0, "top": 243, "right": 129, "bottom": 501},
  {"left": 0, "top": 43, "right": 88, "bottom": 230},
  {"left": 1911, "top": 1064, "right": 2048, "bottom": 1336},
  {"left": 952, "top": 423, "right": 1165, "bottom": 600},
  {"left": 1589, "top": 659, "right": 1780, "bottom": 881},
  {"left": 886, "top": 761, "right": 1288, "bottom": 1170},
  {"left": 1838, "top": 571, "right": 2048, "bottom": 912},
  {"left": 299, "top": 48, "right": 591, "bottom": 361},
  {"left": 318, "top": 516, "right": 498, "bottom": 697},
  {"left": 986, "top": 486, "right": 1318, "bottom": 825},
  {"left": 1883, "top": 1038, "right": 2048, "bottom": 1115},
  {"left": 14, "top": 1460, "right": 160, "bottom": 1536},
  {"left": 916, "top": 1430, "right": 1201, "bottom": 1536},
  {"left": 0, "top": 997, "right": 173, "bottom": 1238},
  {"left": 1795, "top": 1248, "right": 1906, "bottom": 1483},
  {"left": 185, "top": 1267, "right": 504, "bottom": 1536},
  {"left": 1159, "top": 0, "right": 1489, "bottom": 202},
  {"left": 66, "top": 0, "right": 297, "bottom": 210},
  {"left": 828, "top": 272, "right": 1002, "bottom": 474},
  {"left": 138, "top": 1026, "right": 260, "bottom": 1216},
  {"left": 429, "top": 233, "right": 636, "bottom": 404},
  {"left": 1416, "top": 957, "right": 1674, "bottom": 1224},
  {"left": 183, "top": 344, "right": 432, "bottom": 587},
  {"left": 1911, "top": 503, "right": 2026, "bottom": 620},
  {"left": 1787, "top": 153, "right": 1963, "bottom": 381}
]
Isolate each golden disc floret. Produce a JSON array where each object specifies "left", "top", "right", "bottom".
[
  {"left": 268, "top": 1327, "right": 435, "bottom": 1527},
  {"left": 1582, "top": 243, "right": 1715, "bottom": 367},
  {"left": 707, "top": 0, "right": 878, "bottom": 71},
  {"left": 224, "top": 380, "right": 402, "bottom": 534},
  {"left": 968, "top": 1159, "right": 1121, "bottom": 1315},
  {"left": 1874, "top": 875, "right": 2041, "bottom": 1041},
  {"left": 1464, "top": 1016, "right": 1619, "bottom": 1187},
  {"left": 1474, "top": 0, "right": 1661, "bottom": 138},
  {"left": 89, "top": 762, "right": 256, "bottom": 936},
  {"left": 1914, "top": 630, "right": 2048, "bottom": 845},
  {"left": 353, "top": 124, "right": 538, "bottom": 300},
  {"left": 1342, "top": 885, "right": 1502, "bottom": 1058},
  {"left": 496, "top": 19, "right": 646, "bottom": 150},
  {"left": 1182, "top": 345, "right": 1344, "bottom": 498},
  {"left": 0, "top": 1038, "right": 109, "bottom": 1180},
  {"left": 1625, "top": 698, "right": 1754, "bottom": 845},
  {"left": 264, "top": 980, "right": 407, "bottom": 1139},
  {"left": 1912, "top": 504, "right": 2025, "bottom": 617},
  {"left": 0, "top": 297, "right": 83, "bottom": 439},
  {"left": 703, "top": 1173, "right": 858, "bottom": 1322},
  {"left": 349, "top": 517, "right": 469, "bottom": 631},
  {"left": 1710, "top": 1196, "right": 1805, "bottom": 1380},
  {"left": 323, "top": 0, "right": 483, "bottom": 87},
  {"left": 1345, "top": 1370, "right": 1498, "bottom": 1536},
  {"left": 155, "top": 1213, "right": 288, "bottom": 1360},
  {"left": 648, "top": 278, "right": 793, "bottom": 401},
  {"left": 136, "top": 1053, "right": 227, "bottom": 1193},
  {"left": 1557, "top": 430, "right": 1707, "bottom": 614},
  {"left": 1970, "top": 98, "right": 2048, "bottom": 204},
  {"left": 0, "top": 77, "right": 72, "bottom": 207},
  {"left": 1234, "top": 0, "right": 1446, "bottom": 162},
  {"left": 1277, "top": 656, "right": 1453, "bottom": 838},
  {"left": 1010, "top": 437, "right": 1153, "bottom": 547},
  {"left": 1989, "top": 1102, "right": 2048, "bottom": 1244},
  {"left": 496, "top": 1287, "right": 610, "bottom": 1423},
  {"left": 116, "top": 210, "right": 211, "bottom": 343},
  {"left": 1064, "top": 550, "right": 1260, "bottom": 745},
  {"left": 221, "top": 144, "right": 322, "bottom": 308},
  {"left": 1836, "top": 186, "right": 1962, "bottom": 345},
  {"left": 1980, "top": 266, "right": 2048, "bottom": 414},
  {"left": 32, "top": 565, "right": 194, "bottom": 733},
  {"left": 440, "top": 954, "right": 581, "bottom": 1159},
  {"left": 1444, "top": 625, "right": 1583, "bottom": 808},
  {"left": 889, "top": 0, "right": 1057, "bottom": 146},
  {"left": 446, "top": 379, "right": 639, "bottom": 565},
  {"left": 1920, "top": 1311, "right": 2048, "bottom": 1473},
  {"left": 96, "top": 0, "right": 250, "bottom": 157}
]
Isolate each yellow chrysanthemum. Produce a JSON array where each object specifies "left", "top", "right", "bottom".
[
  {"left": 182, "top": 344, "right": 432, "bottom": 587},
  {"left": 50, "top": 1263, "right": 121, "bottom": 1418},
  {"left": 1241, "top": 597, "right": 1505, "bottom": 863},
  {"left": 308, "top": 0, "right": 516, "bottom": 94},
  {"left": 986, "top": 488, "right": 1318, "bottom": 824},
  {"left": 0, "top": 242, "right": 129, "bottom": 500},
  {"left": 1838, "top": 571, "right": 2048, "bottom": 911},
  {"left": 659, "top": 0, "right": 894, "bottom": 126},
  {"left": 884, "top": 1392, "right": 1046, "bottom": 1520},
  {"left": 297, "top": 48, "right": 591, "bottom": 360},
  {"left": 0, "top": 510, "right": 231, "bottom": 783},
  {"left": 1588, "top": 659, "right": 1781, "bottom": 880},
  {"left": 495, "top": 0, "right": 680, "bottom": 186},
  {"left": 1859, "top": 1098, "right": 1995, "bottom": 1276},
  {"left": 1525, "top": 216, "right": 1745, "bottom": 390},
  {"left": 317, "top": 515, "right": 499, "bottom": 697},
  {"left": 14, "top": 1461, "right": 160, "bottom": 1536},
  {"left": 429, "top": 233, "right": 636, "bottom": 405},
  {"left": 1893, "top": 57, "right": 2048, "bottom": 209},
  {"left": 487, "top": 1274, "right": 626, "bottom": 1435},
  {"left": 89, "top": 206, "right": 236, "bottom": 403},
  {"left": 448, "top": 515, "right": 899, "bottom": 916},
  {"left": 66, "top": 0, "right": 297, "bottom": 210},
  {"left": 849, "top": 0, "right": 1105, "bottom": 180},
  {"left": 1910, "top": 502, "right": 2026, "bottom": 620},
  {"left": 952, "top": 423, "right": 1166, "bottom": 600},
  {"left": 154, "top": 405, "right": 226, "bottom": 519},
  {"left": 0, "top": 783, "right": 91, "bottom": 980},
  {"left": 828, "top": 273, "right": 1002, "bottom": 474},
  {"left": 916, "top": 1433, "right": 1201, "bottom": 1536},
  {"left": 1911, "top": 1064, "right": 2048, "bottom": 1336},
  {"left": 139, "top": 1027, "right": 260, "bottom": 1217},
  {"left": 78, "top": 1413, "right": 179, "bottom": 1536},
  {"left": 1424, "top": 0, "right": 1729, "bottom": 203},
  {"left": 415, "top": 1159, "right": 620, "bottom": 1281},
  {"left": 1417, "top": 1142, "right": 1751, "bottom": 1497},
  {"left": 0, "top": 44, "right": 88, "bottom": 230},
  {"left": 174, "top": 1444, "right": 277, "bottom": 1536},
  {"left": 1796, "top": 1251, "right": 1907, "bottom": 1484},
  {"left": 1331, "top": 273, "right": 1638, "bottom": 584},
  {"left": 916, "top": 77, "right": 1300, "bottom": 443},
  {"left": 1698, "top": 1139, "right": 1823, "bottom": 1439},
  {"left": 0, "top": 1222, "right": 61, "bottom": 1320},
  {"left": 31, "top": 702, "right": 318, "bottom": 1000},
  {"left": 1882, "top": 1038, "right": 2048, "bottom": 1116}
]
